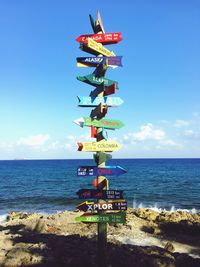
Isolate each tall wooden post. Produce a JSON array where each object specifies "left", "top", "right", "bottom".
[
  {"left": 74, "top": 11, "right": 126, "bottom": 267},
  {"left": 96, "top": 90, "right": 107, "bottom": 267}
]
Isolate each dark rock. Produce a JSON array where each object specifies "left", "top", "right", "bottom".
[{"left": 164, "top": 242, "right": 175, "bottom": 253}]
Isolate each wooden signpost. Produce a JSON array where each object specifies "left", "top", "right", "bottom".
[
  {"left": 74, "top": 117, "right": 124, "bottom": 130},
  {"left": 74, "top": 11, "right": 126, "bottom": 267},
  {"left": 76, "top": 189, "right": 124, "bottom": 200},
  {"left": 77, "top": 166, "right": 127, "bottom": 176},
  {"left": 77, "top": 96, "right": 123, "bottom": 107},
  {"left": 77, "top": 73, "right": 119, "bottom": 89},
  {"left": 76, "top": 200, "right": 127, "bottom": 212},
  {"left": 81, "top": 38, "right": 116, "bottom": 57},
  {"left": 76, "top": 32, "right": 122, "bottom": 45},
  {"left": 77, "top": 140, "right": 122, "bottom": 152},
  {"left": 75, "top": 212, "right": 126, "bottom": 223},
  {"left": 76, "top": 56, "right": 123, "bottom": 68}
]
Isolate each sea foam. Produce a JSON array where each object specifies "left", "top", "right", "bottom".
[{"left": 0, "top": 214, "right": 7, "bottom": 223}]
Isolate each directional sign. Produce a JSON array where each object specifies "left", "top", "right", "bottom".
[
  {"left": 77, "top": 140, "right": 122, "bottom": 152},
  {"left": 81, "top": 38, "right": 115, "bottom": 57},
  {"left": 74, "top": 117, "right": 124, "bottom": 130},
  {"left": 75, "top": 212, "right": 126, "bottom": 223},
  {"left": 77, "top": 74, "right": 119, "bottom": 89},
  {"left": 93, "top": 152, "right": 112, "bottom": 165},
  {"left": 77, "top": 166, "right": 126, "bottom": 176},
  {"left": 76, "top": 32, "right": 122, "bottom": 45},
  {"left": 76, "top": 56, "right": 122, "bottom": 68},
  {"left": 77, "top": 189, "right": 123, "bottom": 200},
  {"left": 76, "top": 200, "right": 127, "bottom": 212},
  {"left": 77, "top": 96, "right": 123, "bottom": 107},
  {"left": 104, "top": 83, "right": 116, "bottom": 96}
]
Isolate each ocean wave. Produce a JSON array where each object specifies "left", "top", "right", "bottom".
[
  {"left": 132, "top": 201, "right": 199, "bottom": 214},
  {"left": 0, "top": 214, "right": 7, "bottom": 223}
]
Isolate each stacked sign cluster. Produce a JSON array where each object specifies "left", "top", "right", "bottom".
[{"left": 74, "top": 11, "right": 127, "bottom": 225}]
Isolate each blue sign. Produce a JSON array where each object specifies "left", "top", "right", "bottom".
[
  {"left": 77, "top": 96, "right": 124, "bottom": 107},
  {"left": 76, "top": 189, "right": 123, "bottom": 200},
  {"left": 77, "top": 166, "right": 126, "bottom": 176}
]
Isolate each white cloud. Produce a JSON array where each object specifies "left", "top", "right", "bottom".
[
  {"left": 66, "top": 135, "right": 76, "bottom": 142},
  {"left": 184, "top": 129, "right": 194, "bottom": 137},
  {"left": 47, "top": 141, "right": 61, "bottom": 150},
  {"left": 157, "top": 139, "right": 183, "bottom": 149},
  {"left": 174, "top": 119, "right": 189, "bottom": 128},
  {"left": 183, "top": 129, "right": 199, "bottom": 139},
  {"left": 123, "top": 123, "right": 166, "bottom": 143},
  {"left": 17, "top": 134, "right": 50, "bottom": 147}
]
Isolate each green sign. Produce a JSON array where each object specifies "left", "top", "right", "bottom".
[
  {"left": 74, "top": 117, "right": 124, "bottom": 130},
  {"left": 77, "top": 74, "right": 119, "bottom": 89},
  {"left": 75, "top": 212, "right": 126, "bottom": 223},
  {"left": 93, "top": 152, "right": 112, "bottom": 165}
]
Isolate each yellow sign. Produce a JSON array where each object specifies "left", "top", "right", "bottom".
[
  {"left": 78, "top": 140, "right": 122, "bottom": 152},
  {"left": 88, "top": 38, "right": 115, "bottom": 57}
]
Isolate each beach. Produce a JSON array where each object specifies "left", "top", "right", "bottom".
[{"left": 0, "top": 208, "right": 200, "bottom": 267}]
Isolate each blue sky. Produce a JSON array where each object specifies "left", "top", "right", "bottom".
[{"left": 0, "top": 0, "right": 200, "bottom": 159}]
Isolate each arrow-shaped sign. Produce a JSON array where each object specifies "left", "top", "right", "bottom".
[
  {"left": 76, "top": 189, "right": 123, "bottom": 200},
  {"left": 77, "top": 96, "right": 123, "bottom": 107},
  {"left": 75, "top": 212, "right": 126, "bottom": 223},
  {"left": 80, "top": 38, "right": 115, "bottom": 57},
  {"left": 76, "top": 56, "right": 122, "bottom": 68},
  {"left": 76, "top": 200, "right": 127, "bottom": 212},
  {"left": 76, "top": 32, "right": 122, "bottom": 45},
  {"left": 77, "top": 166, "right": 127, "bottom": 176},
  {"left": 77, "top": 140, "right": 122, "bottom": 152},
  {"left": 77, "top": 74, "right": 119, "bottom": 89},
  {"left": 74, "top": 117, "right": 124, "bottom": 130}
]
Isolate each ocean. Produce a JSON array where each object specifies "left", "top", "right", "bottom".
[{"left": 0, "top": 158, "right": 200, "bottom": 220}]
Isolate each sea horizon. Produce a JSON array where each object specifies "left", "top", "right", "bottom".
[{"left": 1, "top": 157, "right": 200, "bottom": 161}]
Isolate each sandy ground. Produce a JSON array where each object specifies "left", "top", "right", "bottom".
[{"left": 0, "top": 208, "right": 200, "bottom": 267}]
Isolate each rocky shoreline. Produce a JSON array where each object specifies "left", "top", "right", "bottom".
[{"left": 0, "top": 208, "right": 200, "bottom": 267}]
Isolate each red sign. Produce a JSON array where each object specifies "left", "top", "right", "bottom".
[
  {"left": 76, "top": 32, "right": 122, "bottom": 45},
  {"left": 104, "top": 83, "right": 117, "bottom": 96}
]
